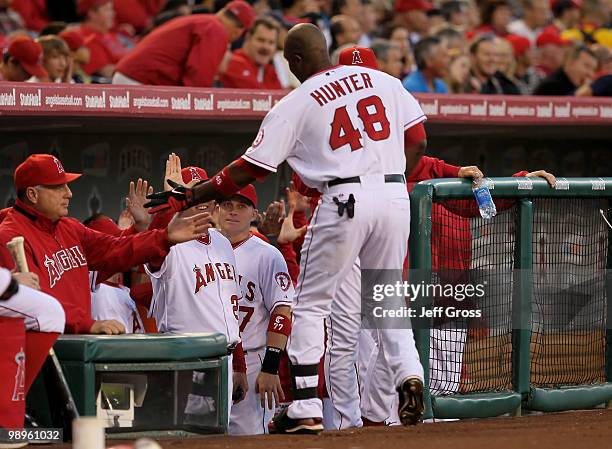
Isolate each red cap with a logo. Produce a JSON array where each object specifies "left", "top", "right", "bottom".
[
  {"left": 339, "top": 46, "right": 378, "bottom": 69},
  {"left": 234, "top": 184, "right": 257, "bottom": 208},
  {"left": 14, "top": 154, "right": 81, "bottom": 190},
  {"left": 181, "top": 166, "right": 209, "bottom": 184},
  {"left": 7, "top": 36, "right": 48, "bottom": 78},
  {"left": 225, "top": 0, "right": 256, "bottom": 30},
  {"left": 395, "top": 0, "right": 434, "bottom": 13}
]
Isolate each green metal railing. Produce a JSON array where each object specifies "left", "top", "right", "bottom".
[{"left": 409, "top": 177, "right": 612, "bottom": 419}]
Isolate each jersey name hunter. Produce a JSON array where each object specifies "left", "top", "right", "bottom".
[{"left": 309, "top": 72, "right": 374, "bottom": 107}]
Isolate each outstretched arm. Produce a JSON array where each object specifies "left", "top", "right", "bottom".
[{"left": 145, "top": 158, "right": 271, "bottom": 213}]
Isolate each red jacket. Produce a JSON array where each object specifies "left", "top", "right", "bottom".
[
  {"left": 115, "top": 15, "right": 229, "bottom": 87},
  {"left": 77, "top": 24, "right": 132, "bottom": 75},
  {"left": 0, "top": 200, "right": 172, "bottom": 334},
  {"left": 10, "top": 0, "right": 48, "bottom": 32},
  {"left": 220, "top": 49, "right": 282, "bottom": 90}
]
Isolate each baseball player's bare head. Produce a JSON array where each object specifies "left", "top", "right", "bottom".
[{"left": 283, "top": 23, "right": 332, "bottom": 83}]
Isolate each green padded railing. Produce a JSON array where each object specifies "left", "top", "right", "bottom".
[{"left": 409, "top": 177, "right": 612, "bottom": 419}]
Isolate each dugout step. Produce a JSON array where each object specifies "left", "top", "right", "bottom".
[
  {"left": 527, "top": 383, "right": 612, "bottom": 412},
  {"left": 29, "top": 333, "right": 231, "bottom": 437},
  {"left": 432, "top": 391, "right": 522, "bottom": 419}
]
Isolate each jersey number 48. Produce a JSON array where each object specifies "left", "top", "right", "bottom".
[{"left": 329, "top": 95, "right": 390, "bottom": 152}]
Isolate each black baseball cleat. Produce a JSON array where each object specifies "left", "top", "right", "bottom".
[
  {"left": 397, "top": 377, "right": 425, "bottom": 426},
  {"left": 268, "top": 408, "right": 324, "bottom": 435}
]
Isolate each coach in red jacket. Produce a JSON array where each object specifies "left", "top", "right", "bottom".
[
  {"left": 112, "top": 0, "right": 256, "bottom": 87},
  {"left": 220, "top": 16, "right": 282, "bottom": 90},
  {"left": 0, "top": 154, "right": 210, "bottom": 335}
]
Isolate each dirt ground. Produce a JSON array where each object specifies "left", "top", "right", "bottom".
[{"left": 49, "top": 409, "right": 612, "bottom": 449}]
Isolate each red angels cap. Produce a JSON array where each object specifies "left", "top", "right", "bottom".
[
  {"left": 14, "top": 154, "right": 81, "bottom": 190},
  {"left": 59, "top": 30, "right": 85, "bottom": 52},
  {"left": 86, "top": 215, "right": 122, "bottom": 237},
  {"left": 234, "top": 184, "right": 257, "bottom": 208},
  {"left": 77, "top": 0, "right": 112, "bottom": 15},
  {"left": 181, "top": 166, "right": 209, "bottom": 184},
  {"left": 225, "top": 0, "right": 256, "bottom": 30},
  {"left": 505, "top": 34, "right": 531, "bottom": 56},
  {"left": 536, "top": 30, "right": 572, "bottom": 47},
  {"left": 7, "top": 36, "right": 48, "bottom": 78},
  {"left": 338, "top": 46, "right": 378, "bottom": 69},
  {"left": 395, "top": 0, "right": 434, "bottom": 13}
]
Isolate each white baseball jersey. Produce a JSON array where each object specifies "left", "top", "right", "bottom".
[
  {"left": 242, "top": 65, "right": 426, "bottom": 191},
  {"left": 145, "top": 229, "right": 240, "bottom": 345},
  {"left": 233, "top": 235, "right": 293, "bottom": 351},
  {"left": 89, "top": 272, "right": 144, "bottom": 334}
]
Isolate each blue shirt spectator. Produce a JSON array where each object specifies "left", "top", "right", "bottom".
[{"left": 402, "top": 70, "right": 449, "bottom": 93}]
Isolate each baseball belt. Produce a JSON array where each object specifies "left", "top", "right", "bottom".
[{"left": 327, "top": 173, "right": 406, "bottom": 187}]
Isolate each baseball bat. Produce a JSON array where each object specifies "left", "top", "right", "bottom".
[{"left": 6, "top": 236, "right": 29, "bottom": 273}]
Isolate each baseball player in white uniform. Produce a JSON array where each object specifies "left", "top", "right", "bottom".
[
  {"left": 89, "top": 271, "right": 145, "bottom": 334},
  {"left": 145, "top": 24, "right": 428, "bottom": 433},
  {"left": 0, "top": 267, "right": 65, "bottom": 333},
  {"left": 216, "top": 184, "right": 294, "bottom": 435},
  {"left": 145, "top": 165, "right": 248, "bottom": 425}
]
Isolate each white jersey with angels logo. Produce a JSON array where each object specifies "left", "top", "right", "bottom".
[
  {"left": 233, "top": 235, "right": 293, "bottom": 351},
  {"left": 145, "top": 229, "right": 240, "bottom": 345},
  {"left": 242, "top": 64, "right": 425, "bottom": 192}
]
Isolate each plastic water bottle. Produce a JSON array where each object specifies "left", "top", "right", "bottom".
[{"left": 472, "top": 178, "right": 497, "bottom": 219}]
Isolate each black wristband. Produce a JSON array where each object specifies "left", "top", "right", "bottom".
[
  {"left": 261, "top": 346, "right": 282, "bottom": 375},
  {"left": 0, "top": 277, "right": 19, "bottom": 301}
]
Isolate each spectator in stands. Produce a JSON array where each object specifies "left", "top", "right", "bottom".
[
  {"left": 402, "top": 36, "right": 450, "bottom": 92},
  {"left": 506, "top": 33, "right": 542, "bottom": 94},
  {"left": 283, "top": 0, "right": 321, "bottom": 23},
  {"left": 535, "top": 29, "right": 571, "bottom": 76},
  {"left": 394, "top": 0, "right": 433, "bottom": 46},
  {"left": 466, "top": 34, "right": 521, "bottom": 94},
  {"left": 359, "top": 0, "right": 379, "bottom": 47},
  {"left": 380, "top": 24, "right": 414, "bottom": 77},
  {"left": 369, "top": 39, "right": 404, "bottom": 78},
  {"left": 0, "top": 0, "right": 25, "bottom": 39},
  {"left": 475, "top": 0, "right": 512, "bottom": 36},
  {"left": 508, "top": 0, "right": 551, "bottom": 43},
  {"left": 75, "top": 0, "right": 131, "bottom": 80},
  {"left": 59, "top": 29, "right": 91, "bottom": 83},
  {"left": 29, "top": 35, "right": 71, "bottom": 83},
  {"left": 221, "top": 16, "right": 282, "bottom": 89},
  {"left": 332, "top": 0, "right": 362, "bottom": 19},
  {"left": 113, "top": 1, "right": 255, "bottom": 86},
  {"left": 576, "top": 45, "right": 612, "bottom": 96},
  {"left": 436, "top": 27, "right": 467, "bottom": 54},
  {"left": 441, "top": 1, "right": 470, "bottom": 32},
  {"left": 10, "top": 0, "right": 48, "bottom": 32},
  {"left": 534, "top": 43, "right": 597, "bottom": 95},
  {"left": 544, "top": 0, "right": 582, "bottom": 35},
  {"left": 495, "top": 36, "right": 516, "bottom": 79},
  {"left": 446, "top": 51, "right": 471, "bottom": 92},
  {"left": 329, "top": 14, "right": 361, "bottom": 53},
  {"left": 0, "top": 35, "right": 47, "bottom": 82}
]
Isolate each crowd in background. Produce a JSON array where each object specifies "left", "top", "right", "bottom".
[{"left": 0, "top": 0, "right": 610, "bottom": 95}]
